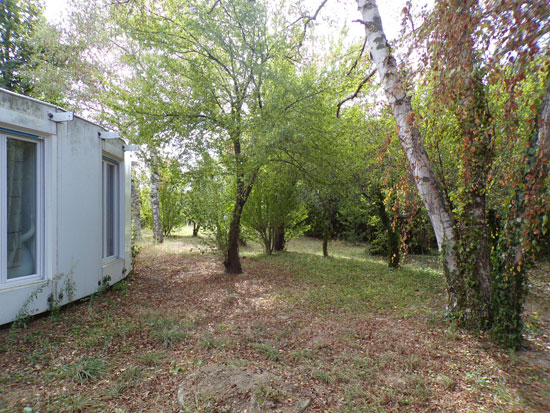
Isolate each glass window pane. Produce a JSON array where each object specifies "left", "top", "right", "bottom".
[
  {"left": 106, "top": 163, "right": 115, "bottom": 257},
  {"left": 7, "top": 138, "right": 37, "bottom": 279}
]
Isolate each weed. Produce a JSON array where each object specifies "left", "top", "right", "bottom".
[
  {"left": 119, "top": 365, "right": 145, "bottom": 383},
  {"left": 405, "top": 353, "right": 424, "bottom": 372},
  {"left": 465, "top": 371, "right": 492, "bottom": 391},
  {"left": 251, "top": 343, "right": 283, "bottom": 361},
  {"left": 198, "top": 331, "right": 224, "bottom": 350},
  {"left": 311, "top": 368, "right": 334, "bottom": 384},
  {"left": 169, "top": 360, "right": 187, "bottom": 374},
  {"left": 60, "top": 356, "right": 108, "bottom": 383},
  {"left": 435, "top": 374, "right": 456, "bottom": 391},
  {"left": 12, "top": 277, "right": 57, "bottom": 328},
  {"left": 289, "top": 349, "right": 315, "bottom": 361},
  {"left": 148, "top": 314, "right": 194, "bottom": 347},
  {"left": 137, "top": 351, "right": 165, "bottom": 367},
  {"left": 255, "top": 381, "right": 284, "bottom": 405},
  {"left": 52, "top": 393, "right": 102, "bottom": 411},
  {"left": 111, "top": 279, "right": 130, "bottom": 293}
]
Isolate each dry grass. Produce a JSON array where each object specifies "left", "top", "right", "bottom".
[{"left": 1, "top": 229, "right": 549, "bottom": 412}]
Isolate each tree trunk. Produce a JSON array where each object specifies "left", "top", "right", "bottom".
[
  {"left": 149, "top": 153, "right": 163, "bottom": 244},
  {"left": 223, "top": 135, "right": 255, "bottom": 274},
  {"left": 130, "top": 163, "right": 142, "bottom": 242},
  {"left": 454, "top": 69, "right": 494, "bottom": 326},
  {"left": 357, "top": 0, "right": 457, "bottom": 294},
  {"left": 372, "top": 186, "right": 399, "bottom": 268},
  {"left": 265, "top": 226, "right": 274, "bottom": 255},
  {"left": 273, "top": 225, "right": 285, "bottom": 251},
  {"left": 192, "top": 221, "right": 200, "bottom": 237},
  {"left": 224, "top": 199, "right": 245, "bottom": 274},
  {"left": 322, "top": 220, "right": 329, "bottom": 257}
]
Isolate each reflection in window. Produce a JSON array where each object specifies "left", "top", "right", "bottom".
[
  {"left": 7, "top": 138, "right": 37, "bottom": 279},
  {"left": 102, "top": 160, "right": 118, "bottom": 259}
]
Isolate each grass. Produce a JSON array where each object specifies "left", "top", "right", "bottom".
[
  {"left": 147, "top": 313, "right": 194, "bottom": 347},
  {"left": 0, "top": 229, "right": 548, "bottom": 412},
  {"left": 265, "top": 251, "right": 444, "bottom": 316},
  {"left": 60, "top": 356, "right": 108, "bottom": 383},
  {"left": 251, "top": 342, "right": 283, "bottom": 361}
]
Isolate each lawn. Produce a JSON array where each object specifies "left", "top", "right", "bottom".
[{"left": 1, "top": 230, "right": 549, "bottom": 412}]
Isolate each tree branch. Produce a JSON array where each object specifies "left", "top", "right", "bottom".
[
  {"left": 336, "top": 69, "right": 376, "bottom": 118},
  {"left": 288, "top": 0, "right": 329, "bottom": 28},
  {"left": 346, "top": 37, "right": 367, "bottom": 76}
]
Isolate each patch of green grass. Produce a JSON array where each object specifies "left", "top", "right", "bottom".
[
  {"left": 59, "top": 356, "right": 108, "bottom": 383},
  {"left": 342, "top": 383, "right": 381, "bottom": 412},
  {"left": 289, "top": 349, "right": 316, "bottom": 361},
  {"left": 147, "top": 314, "right": 194, "bottom": 347},
  {"left": 49, "top": 394, "right": 103, "bottom": 412},
  {"left": 119, "top": 365, "right": 145, "bottom": 383},
  {"left": 137, "top": 351, "right": 166, "bottom": 367},
  {"left": 251, "top": 343, "right": 283, "bottom": 361},
  {"left": 311, "top": 368, "right": 334, "bottom": 384},
  {"left": 103, "top": 365, "right": 146, "bottom": 396},
  {"left": 198, "top": 331, "right": 225, "bottom": 350},
  {"left": 259, "top": 251, "right": 445, "bottom": 316}
]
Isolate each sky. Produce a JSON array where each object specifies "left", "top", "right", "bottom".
[{"left": 42, "top": 0, "right": 425, "bottom": 43}]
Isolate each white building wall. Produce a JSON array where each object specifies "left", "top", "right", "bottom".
[{"left": 0, "top": 89, "right": 131, "bottom": 325}]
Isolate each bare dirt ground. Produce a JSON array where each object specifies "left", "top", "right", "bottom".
[{"left": 1, "top": 235, "right": 549, "bottom": 412}]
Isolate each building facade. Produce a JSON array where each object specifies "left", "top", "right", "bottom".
[{"left": 0, "top": 89, "right": 132, "bottom": 325}]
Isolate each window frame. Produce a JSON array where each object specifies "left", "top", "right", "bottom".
[
  {"left": 0, "top": 130, "right": 44, "bottom": 286},
  {"left": 102, "top": 157, "right": 120, "bottom": 261}
]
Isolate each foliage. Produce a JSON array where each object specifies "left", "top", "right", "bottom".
[
  {"left": 406, "top": 0, "right": 550, "bottom": 348},
  {"left": 0, "top": 0, "right": 43, "bottom": 94},
  {"left": 11, "top": 273, "right": 69, "bottom": 328},
  {"left": 157, "top": 158, "right": 187, "bottom": 237},
  {"left": 135, "top": 152, "right": 187, "bottom": 237},
  {"left": 242, "top": 165, "right": 309, "bottom": 254}
]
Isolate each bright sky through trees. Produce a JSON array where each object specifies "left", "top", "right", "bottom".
[{"left": 42, "top": 0, "right": 431, "bottom": 42}]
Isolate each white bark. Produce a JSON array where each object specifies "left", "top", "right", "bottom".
[
  {"left": 356, "top": 0, "right": 457, "bottom": 271},
  {"left": 149, "top": 153, "right": 163, "bottom": 244},
  {"left": 131, "top": 162, "right": 142, "bottom": 241}
]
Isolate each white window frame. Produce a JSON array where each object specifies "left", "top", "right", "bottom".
[
  {"left": 102, "top": 157, "right": 119, "bottom": 261},
  {"left": 0, "top": 130, "right": 44, "bottom": 286}
]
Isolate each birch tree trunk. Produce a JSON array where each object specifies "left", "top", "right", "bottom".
[
  {"left": 149, "top": 153, "right": 163, "bottom": 244},
  {"left": 131, "top": 162, "right": 142, "bottom": 242},
  {"left": 356, "top": 0, "right": 458, "bottom": 300}
]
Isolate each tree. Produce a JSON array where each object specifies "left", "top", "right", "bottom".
[
  {"left": 242, "top": 164, "right": 308, "bottom": 255},
  {"left": 157, "top": 159, "right": 187, "bottom": 237},
  {"left": 108, "top": 0, "right": 334, "bottom": 273},
  {"left": 356, "top": 0, "right": 549, "bottom": 347},
  {"left": 131, "top": 162, "right": 142, "bottom": 241},
  {"left": 148, "top": 152, "right": 163, "bottom": 244},
  {"left": 182, "top": 154, "right": 225, "bottom": 239},
  {"left": 0, "top": 0, "right": 43, "bottom": 94}
]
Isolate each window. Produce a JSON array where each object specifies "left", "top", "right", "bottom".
[
  {"left": 102, "top": 159, "right": 119, "bottom": 259},
  {"left": 0, "top": 131, "right": 43, "bottom": 283}
]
